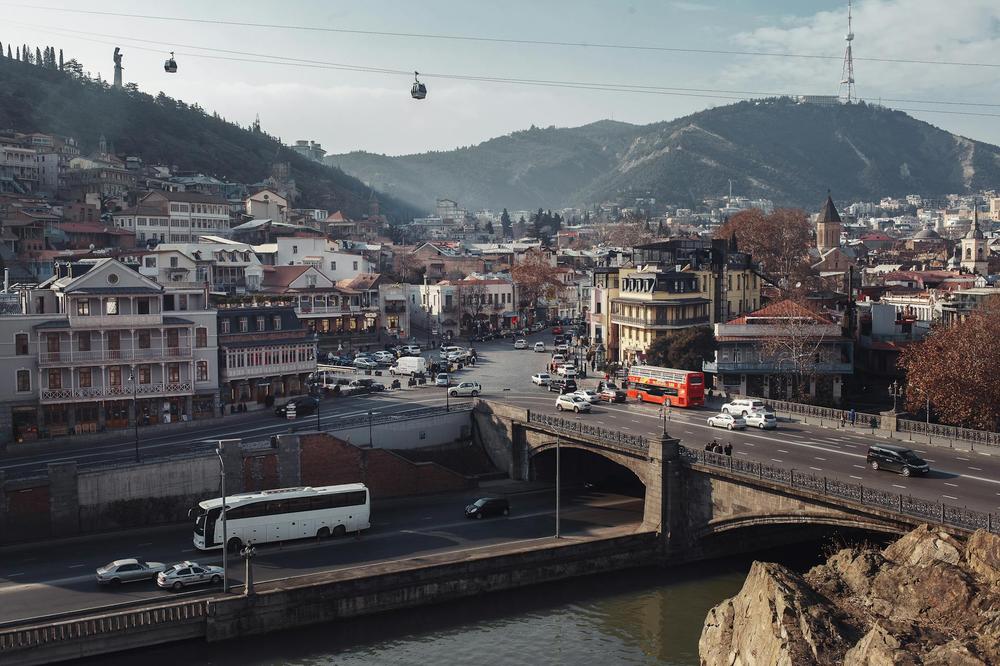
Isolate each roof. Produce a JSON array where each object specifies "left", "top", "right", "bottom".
[
  {"left": 55, "top": 223, "right": 133, "bottom": 235},
  {"left": 145, "top": 190, "right": 228, "bottom": 204},
  {"left": 818, "top": 194, "right": 842, "bottom": 224},
  {"left": 337, "top": 273, "right": 381, "bottom": 291},
  {"left": 728, "top": 299, "right": 832, "bottom": 325},
  {"left": 262, "top": 265, "right": 311, "bottom": 287}
]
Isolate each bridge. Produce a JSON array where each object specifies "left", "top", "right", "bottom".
[{"left": 473, "top": 400, "right": 1000, "bottom": 559}]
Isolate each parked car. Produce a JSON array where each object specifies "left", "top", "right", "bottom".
[
  {"left": 401, "top": 344, "right": 422, "bottom": 356},
  {"left": 552, "top": 326, "right": 563, "bottom": 335},
  {"left": 547, "top": 378, "right": 578, "bottom": 394},
  {"left": 465, "top": 497, "right": 510, "bottom": 519},
  {"left": 721, "top": 398, "right": 768, "bottom": 417},
  {"left": 96, "top": 558, "right": 166, "bottom": 585},
  {"left": 449, "top": 381, "right": 482, "bottom": 397},
  {"left": 556, "top": 365, "right": 577, "bottom": 378},
  {"left": 349, "top": 379, "right": 385, "bottom": 392},
  {"left": 435, "top": 372, "right": 450, "bottom": 386},
  {"left": 597, "top": 382, "right": 627, "bottom": 403},
  {"left": 372, "top": 351, "right": 395, "bottom": 365},
  {"left": 707, "top": 413, "right": 746, "bottom": 430},
  {"left": 353, "top": 357, "right": 378, "bottom": 370},
  {"left": 867, "top": 444, "right": 930, "bottom": 477},
  {"left": 556, "top": 394, "right": 592, "bottom": 413},
  {"left": 533, "top": 341, "right": 546, "bottom": 352},
  {"left": 513, "top": 339, "right": 527, "bottom": 349},
  {"left": 572, "top": 389, "right": 601, "bottom": 404},
  {"left": 531, "top": 372, "right": 551, "bottom": 386},
  {"left": 744, "top": 412, "right": 777, "bottom": 430},
  {"left": 274, "top": 396, "right": 320, "bottom": 417},
  {"left": 156, "top": 561, "right": 224, "bottom": 590}
]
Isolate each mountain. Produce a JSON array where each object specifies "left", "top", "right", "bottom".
[
  {"left": 328, "top": 99, "right": 1000, "bottom": 211},
  {"left": 0, "top": 54, "right": 418, "bottom": 221}
]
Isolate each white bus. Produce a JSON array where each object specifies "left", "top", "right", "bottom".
[{"left": 191, "top": 484, "right": 371, "bottom": 551}]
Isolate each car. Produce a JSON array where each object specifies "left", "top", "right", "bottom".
[
  {"left": 401, "top": 344, "right": 422, "bottom": 356},
  {"left": 707, "top": 413, "right": 746, "bottom": 430},
  {"left": 531, "top": 323, "right": 544, "bottom": 332},
  {"left": 447, "top": 351, "right": 469, "bottom": 363},
  {"left": 555, "top": 344, "right": 569, "bottom": 354},
  {"left": 156, "top": 561, "right": 224, "bottom": 590},
  {"left": 867, "top": 444, "right": 930, "bottom": 477},
  {"left": 274, "top": 396, "right": 320, "bottom": 417},
  {"left": 548, "top": 378, "right": 578, "bottom": 394},
  {"left": 372, "top": 351, "right": 395, "bottom": 365},
  {"left": 572, "top": 389, "right": 601, "bottom": 404},
  {"left": 513, "top": 339, "right": 527, "bottom": 349},
  {"left": 531, "top": 372, "right": 552, "bottom": 386},
  {"left": 440, "top": 345, "right": 461, "bottom": 359},
  {"left": 465, "top": 497, "right": 510, "bottom": 519},
  {"left": 744, "top": 412, "right": 777, "bottom": 430},
  {"left": 552, "top": 326, "right": 563, "bottom": 335},
  {"left": 721, "top": 398, "right": 768, "bottom": 417},
  {"left": 556, "top": 365, "right": 577, "bottom": 378},
  {"left": 449, "top": 381, "right": 482, "bottom": 397},
  {"left": 597, "top": 382, "right": 627, "bottom": 403},
  {"left": 533, "top": 341, "right": 546, "bottom": 352},
  {"left": 435, "top": 372, "right": 450, "bottom": 386},
  {"left": 353, "top": 357, "right": 378, "bottom": 370},
  {"left": 96, "top": 558, "right": 166, "bottom": 585},
  {"left": 556, "top": 394, "right": 592, "bottom": 413},
  {"left": 349, "top": 378, "right": 385, "bottom": 392}
]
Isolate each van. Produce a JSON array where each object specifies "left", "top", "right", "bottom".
[
  {"left": 390, "top": 356, "right": 427, "bottom": 376},
  {"left": 866, "top": 444, "right": 930, "bottom": 477}
]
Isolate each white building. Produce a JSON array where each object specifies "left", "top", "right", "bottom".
[
  {"left": 246, "top": 189, "right": 288, "bottom": 223},
  {"left": 138, "top": 239, "right": 265, "bottom": 293},
  {"left": 273, "top": 236, "right": 373, "bottom": 281}
]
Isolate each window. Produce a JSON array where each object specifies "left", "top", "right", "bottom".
[
  {"left": 306, "top": 274, "right": 317, "bottom": 287},
  {"left": 79, "top": 368, "right": 92, "bottom": 388},
  {"left": 167, "top": 329, "right": 179, "bottom": 348},
  {"left": 138, "top": 366, "right": 151, "bottom": 384},
  {"left": 168, "top": 364, "right": 180, "bottom": 383},
  {"left": 16, "top": 370, "right": 30, "bottom": 392},
  {"left": 47, "top": 369, "right": 62, "bottom": 389},
  {"left": 105, "top": 298, "right": 118, "bottom": 315},
  {"left": 330, "top": 261, "right": 336, "bottom": 271},
  {"left": 169, "top": 257, "right": 179, "bottom": 268},
  {"left": 109, "top": 367, "right": 122, "bottom": 387},
  {"left": 256, "top": 316, "right": 266, "bottom": 332},
  {"left": 78, "top": 333, "right": 91, "bottom": 352},
  {"left": 220, "top": 319, "right": 231, "bottom": 334},
  {"left": 144, "top": 257, "right": 155, "bottom": 268},
  {"left": 273, "top": 316, "right": 282, "bottom": 331},
  {"left": 239, "top": 317, "right": 249, "bottom": 333},
  {"left": 15, "top": 333, "right": 28, "bottom": 355},
  {"left": 292, "top": 245, "right": 298, "bottom": 254},
  {"left": 179, "top": 294, "right": 188, "bottom": 311},
  {"left": 76, "top": 299, "right": 90, "bottom": 316},
  {"left": 196, "top": 360, "right": 209, "bottom": 381},
  {"left": 137, "top": 298, "right": 150, "bottom": 315},
  {"left": 353, "top": 261, "right": 358, "bottom": 271},
  {"left": 138, "top": 331, "right": 151, "bottom": 348},
  {"left": 195, "top": 327, "right": 207, "bottom": 348}
]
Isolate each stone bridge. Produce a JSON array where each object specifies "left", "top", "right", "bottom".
[{"left": 472, "top": 400, "right": 999, "bottom": 559}]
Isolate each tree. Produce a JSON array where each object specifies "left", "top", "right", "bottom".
[
  {"left": 715, "top": 208, "right": 813, "bottom": 288},
  {"left": 398, "top": 252, "right": 425, "bottom": 283},
  {"left": 510, "top": 251, "right": 563, "bottom": 320},
  {"left": 598, "top": 221, "right": 654, "bottom": 247},
  {"left": 63, "top": 58, "right": 83, "bottom": 78},
  {"left": 646, "top": 326, "right": 717, "bottom": 371},
  {"left": 7, "top": 45, "right": 12, "bottom": 59},
  {"left": 500, "top": 208, "right": 512, "bottom": 238},
  {"left": 35, "top": 47, "right": 41, "bottom": 67},
  {"left": 899, "top": 297, "right": 1000, "bottom": 430},
  {"left": 58, "top": 48, "right": 63, "bottom": 70},
  {"left": 459, "top": 281, "right": 491, "bottom": 333},
  {"left": 755, "top": 302, "right": 837, "bottom": 402}
]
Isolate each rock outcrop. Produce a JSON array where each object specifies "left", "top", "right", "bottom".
[{"left": 699, "top": 525, "right": 1000, "bottom": 665}]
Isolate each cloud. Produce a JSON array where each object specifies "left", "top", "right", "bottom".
[{"left": 670, "top": 1, "right": 715, "bottom": 11}]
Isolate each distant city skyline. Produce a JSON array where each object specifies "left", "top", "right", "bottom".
[{"left": 4, "top": 0, "right": 1000, "bottom": 155}]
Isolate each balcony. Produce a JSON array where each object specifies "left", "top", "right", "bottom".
[
  {"left": 40, "top": 381, "right": 194, "bottom": 403},
  {"left": 221, "top": 359, "right": 316, "bottom": 380},
  {"left": 384, "top": 302, "right": 407, "bottom": 313},
  {"left": 67, "top": 313, "right": 162, "bottom": 328},
  {"left": 38, "top": 346, "right": 194, "bottom": 366},
  {"left": 702, "top": 360, "right": 854, "bottom": 375},
  {"left": 296, "top": 305, "right": 348, "bottom": 317},
  {"left": 611, "top": 314, "right": 710, "bottom": 328}
]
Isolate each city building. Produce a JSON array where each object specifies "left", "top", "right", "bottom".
[{"left": 138, "top": 239, "right": 265, "bottom": 293}]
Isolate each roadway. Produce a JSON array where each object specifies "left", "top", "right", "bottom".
[{"left": 0, "top": 483, "right": 641, "bottom": 623}]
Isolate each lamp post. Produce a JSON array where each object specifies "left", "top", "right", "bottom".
[
  {"left": 555, "top": 431, "right": 561, "bottom": 539},
  {"left": 888, "top": 380, "right": 904, "bottom": 413},
  {"left": 128, "top": 370, "right": 139, "bottom": 462},
  {"left": 445, "top": 370, "right": 450, "bottom": 412},
  {"left": 368, "top": 410, "right": 373, "bottom": 447},
  {"left": 215, "top": 444, "right": 228, "bottom": 593}
]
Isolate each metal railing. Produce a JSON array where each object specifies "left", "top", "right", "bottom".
[
  {"left": 679, "top": 445, "right": 998, "bottom": 534},
  {"left": 895, "top": 418, "right": 1000, "bottom": 448},
  {"left": 704, "top": 361, "right": 853, "bottom": 374},
  {"left": 38, "top": 346, "right": 193, "bottom": 365},
  {"left": 528, "top": 412, "right": 649, "bottom": 453},
  {"left": 610, "top": 314, "right": 710, "bottom": 328},
  {"left": 752, "top": 398, "right": 883, "bottom": 430},
  {"left": 297, "top": 405, "right": 473, "bottom": 434},
  {"left": 40, "top": 381, "right": 194, "bottom": 403}
]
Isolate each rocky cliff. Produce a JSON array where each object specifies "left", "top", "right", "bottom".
[{"left": 699, "top": 525, "right": 1000, "bottom": 665}]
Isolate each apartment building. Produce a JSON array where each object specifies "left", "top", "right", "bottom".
[
  {"left": 138, "top": 240, "right": 264, "bottom": 293},
  {"left": 125, "top": 191, "right": 231, "bottom": 242},
  {"left": 274, "top": 236, "right": 373, "bottom": 281},
  {"left": 0, "top": 258, "right": 218, "bottom": 445}
]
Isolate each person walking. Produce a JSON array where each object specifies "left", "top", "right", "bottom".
[
  {"left": 849, "top": 408, "right": 857, "bottom": 427},
  {"left": 724, "top": 442, "right": 733, "bottom": 457}
]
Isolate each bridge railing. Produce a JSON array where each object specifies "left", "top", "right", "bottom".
[
  {"left": 756, "top": 398, "right": 882, "bottom": 430},
  {"left": 282, "top": 405, "right": 473, "bottom": 436},
  {"left": 679, "top": 445, "right": 998, "bottom": 535},
  {"left": 528, "top": 412, "right": 649, "bottom": 453}
]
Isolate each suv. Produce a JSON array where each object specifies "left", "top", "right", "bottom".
[
  {"left": 556, "top": 394, "right": 592, "bottom": 413},
  {"left": 547, "top": 378, "right": 577, "bottom": 393},
  {"left": 722, "top": 398, "right": 768, "bottom": 417},
  {"left": 448, "top": 381, "right": 482, "bottom": 397},
  {"left": 867, "top": 444, "right": 930, "bottom": 477}
]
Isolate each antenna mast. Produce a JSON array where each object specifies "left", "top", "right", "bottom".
[{"left": 840, "top": 0, "right": 856, "bottom": 103}]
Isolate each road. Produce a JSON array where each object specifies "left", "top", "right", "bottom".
[{"left": 0, "top": 483, "right": 641, "bottom": 623}]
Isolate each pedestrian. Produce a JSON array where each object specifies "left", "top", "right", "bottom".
[
  {"left": 704, "top": 442, "right": 713, "bottom": 452},
  {"left": 713, "top": 442, "right": 724, "bottom": 454},
  {"left": 591, "top": 360, "right": 596, "bottom": 371},
  {"left": 724, "top": 442, "right": 733, "bottom": 456},
  {"left": 849, "top": 408, "right": 857, "bottom": 426}
]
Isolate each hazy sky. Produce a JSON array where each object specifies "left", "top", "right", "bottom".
[{"left": 4, "top": 0, "right": 1000, "bottom": 155}]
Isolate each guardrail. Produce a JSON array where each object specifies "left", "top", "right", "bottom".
[
  {"left": 755, "top": 398, "right": 883, "bottom": 430},
  {"left": 528, "top": 412, "right": 649, "bottom": 453},
  {"left": 309, "top": 405, "right": 473, "bottom": 433},
  {"left": 679, "top": 445, "right": 998, "bottom": 535}
]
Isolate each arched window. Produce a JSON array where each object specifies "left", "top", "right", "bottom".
[
  {"left": 977, "top": 247, "right": 983, "bottom": 258},
  {"left": 966, "top": 247, "right": 972, "bottom": 259}
]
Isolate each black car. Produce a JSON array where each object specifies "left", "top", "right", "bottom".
[
  {"left": 464, "top": 497, "right": 510, "bottom": 519},
  {"left": 866, "top": 444, "right": 930, "bottom": 477},
  {"left": 274, "top": 396, "right": 320, "bottom": 417},
  {"left": 547, "top": 378, "right": 577, "bottom": 393}
]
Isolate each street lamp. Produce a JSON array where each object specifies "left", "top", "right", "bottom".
[
  {"left": 128, "top": 370, "right": 139, "bottom": 462},
  {"left": 215, "top": 444, "right": 228, "bottom": 593},
  {"left": 368, "top": 410, "right": 373, "bottom": 447},
  {"left": 888, "top": 380, "right": 904, "bottom": 413},
  {"left": 555, "top": 431, "right": 561, "bottom": 539},
  {"left": 445, "top": 370, "right": 450, "bottom": 412}
]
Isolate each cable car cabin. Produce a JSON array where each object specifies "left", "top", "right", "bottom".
[
  {"left": 625, "top": 365, "right": 705, "bottom": 408},
  {"left": 164, "top": 52, "right": 178, "bottom": 73},
  {"left": 411, "top": 72, "right": 427, "bottom": 100}
]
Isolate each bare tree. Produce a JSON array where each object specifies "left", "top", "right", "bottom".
[{"left": 754, "top": 304, "right": 837, "bottom": 402}]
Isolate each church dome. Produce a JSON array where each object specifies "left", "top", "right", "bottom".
[
  {"left": 964, "top": 224, "right": 984, "bottom": 240},
  {"left": 912, "top": 226, "right": 941, "bottom": 241}
]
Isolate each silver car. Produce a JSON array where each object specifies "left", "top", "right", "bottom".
[
  {"left": 95, "top": 558, "right": 166, "bottom": 585},
  {"left": 707, "top": 413, "right": 747, "bottom": 430},
  {"left": 156, "top": 561, "right": 224, "bottom": 590}
]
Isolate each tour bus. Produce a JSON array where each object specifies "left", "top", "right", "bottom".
[
  {"left": 625, "top": 365, "right": 705, "bottom": 408},
  {"left": 191, "top": 484, "right": 371, "bottom": 551}
]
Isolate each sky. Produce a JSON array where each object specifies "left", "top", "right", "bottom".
[{"left": 3, "top": 0, "right": 1000, "bottom": 156}]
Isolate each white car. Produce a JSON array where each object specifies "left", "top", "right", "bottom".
[
  {"left": 435, "top": 372, "right": 450, "bottom": 386},
  {"left": 449, "top": 381, "right": 482, "bottom": 397},
  {"left": 551, "top": 354, "right": 566, "bottom": 365},
  {"left": 556, "top": 394, "right": 591, "bottom": 413},
  {"left": 513, "top": 339, "right": 527, "bottom": 349},
  {"left": 531, "top": 373, "right": 551, "bottom": 386},
  {"left": 572, "top": 389, "right": 601, "bottom": 404},
  {"left": 401, "top": 344, "right": 421, "bottom": 355},
  {"left": 557, "top": 365, "right": 577, "bottom": 378},
  {"left": 533, "top": 342, "right": 546, "bottom": 352},
  {"left": 156, "top": 561, "right": 224, "bottom": 590},
  {"left": 722, "top": 399, "right": 768, "bottom": 417},
  {"left": 440, "top": 345, "right": 461, "bottom": 359},
  {"left": 707, "top": 413, "right": 746, "bottom": 430},
  {"left": 555, "top": 344, "right": 569, "bottom": 354},
  {"left": 353, "top": 358, "right": 378, "bottom": 370},
  {"left": 744, "top": 412, "right": 777, "bottom": 430},
  {"left": 372, "top": 351, "right": 395, "bottom": 364}
]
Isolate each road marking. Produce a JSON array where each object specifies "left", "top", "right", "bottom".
[
  {"left": 924, "top": 459, "right": 936, "bottom": 463},
  {"left": 777, "top": 449, "right": 788, "bottom": 453},
  {"left": 136, "top": 542, "right": 152, "bottom": 547},
  {"left": 5, "top": 573, "right": 24, "bottom": 577},
  {"left": 853, "top": 464, "right": 866, "bottom": 469},
  {"left": 684, "top": 431, "right": 695, "bottom": 435},
  {"left": 67, "top": 564, "right": 85, "bottom": 569},
  {"left": 181, "top": 549, "right": 195, "bottom": 553},
  {"left": 943, "top": 495, "right": 958, "bottom": 500},
  {"left": 809, "top": 466, "right": 823, "bottom": 471},
  {"left": 771, "top": 458, "right": 783, "bottom": 463},
  {"left": 892, "top": 484, "right": 906, "bottom": 489},
  {"left": 850, "top": 475, "right": 863, "bottom": 480},
  {"left": 944, "top": 482, "right": 958, "bottom": 487},
  {"left": 737, "top": 451, "right": 749, "bottom": 456},
  {"left": 814, "top": 457, "right": 827, "bottom": 461},
  {"left": 956, "top": 457, "right": 970, "bottom": 461},
  {"left": 969, "top": 466, "right": 983, "bottom": 471}
]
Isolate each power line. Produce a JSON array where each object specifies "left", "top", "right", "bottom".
[
  {"left": 6, "top": 2, "right": 1000, "bottom": 69},
  {"left": 9, "top": 20, "right": 1000, "bottom": 119}
]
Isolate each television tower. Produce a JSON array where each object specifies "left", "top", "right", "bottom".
[{"left": 839, "top": 0, "right": 856, "bottom": 103}]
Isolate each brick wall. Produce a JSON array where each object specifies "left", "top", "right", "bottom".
[
  {"left": 299, "top": 433, "right": 471, "bottom": 498},
  {"left": 243, "top": 453, "right": 280, "bottom": 492}
]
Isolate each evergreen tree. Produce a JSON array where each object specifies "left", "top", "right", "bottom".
[
  {"left": 35, "top": 47, "right": 41, "bottom": 65},
  {"left": 59, "top": 48, "right": 63, "bottom": 70},
  {"left": 15, "top": 46, "right": 19, "bottom": 61},
  {"left": 500, "top": 208, "right": 512, "bottom": 238},
  {"left": 0, "top": 41, "right": 3, "bottom": 58},
  {"left": 8, "top": 45, "right": 13, "bottom": 60}
]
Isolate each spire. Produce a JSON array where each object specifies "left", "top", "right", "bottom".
[{"left": 819, "top": 192, "right": 842, "bottom": 223}]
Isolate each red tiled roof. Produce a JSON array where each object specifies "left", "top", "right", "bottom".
[
  {"left": 727, "top": 299, "right": 832, "bottom": 325},
  {"left": 261, "top": 265, "right": 310, "bottom": 287}
]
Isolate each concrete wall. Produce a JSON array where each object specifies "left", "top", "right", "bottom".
[
  {"left": 324, "top": 409, "right": 471, "bottom": 450},
  {"left": 472, "top": 400, "right": 529, "bottom": 478}
]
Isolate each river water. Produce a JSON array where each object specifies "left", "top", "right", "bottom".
[{"left": 87, "top": 559, "right": 763, "bottom": 666}]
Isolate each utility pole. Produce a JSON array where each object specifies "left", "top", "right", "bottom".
[
  {"left": 215, "top": 443, "right": 228, "bottom": 593},
  {"left": 555, "top": 432, "right": 561, "bottom": 539}
]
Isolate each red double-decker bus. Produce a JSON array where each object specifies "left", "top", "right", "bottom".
[{"left": 625, "top": 365, "right": 705, "bottom": 407}]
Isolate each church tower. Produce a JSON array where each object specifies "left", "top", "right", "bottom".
[
  {"left": 816, "top": 192, "right": 843, "bottom": 253},
  {"left": 960, "top": 207, "right": 988, "bottom": 275}
]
